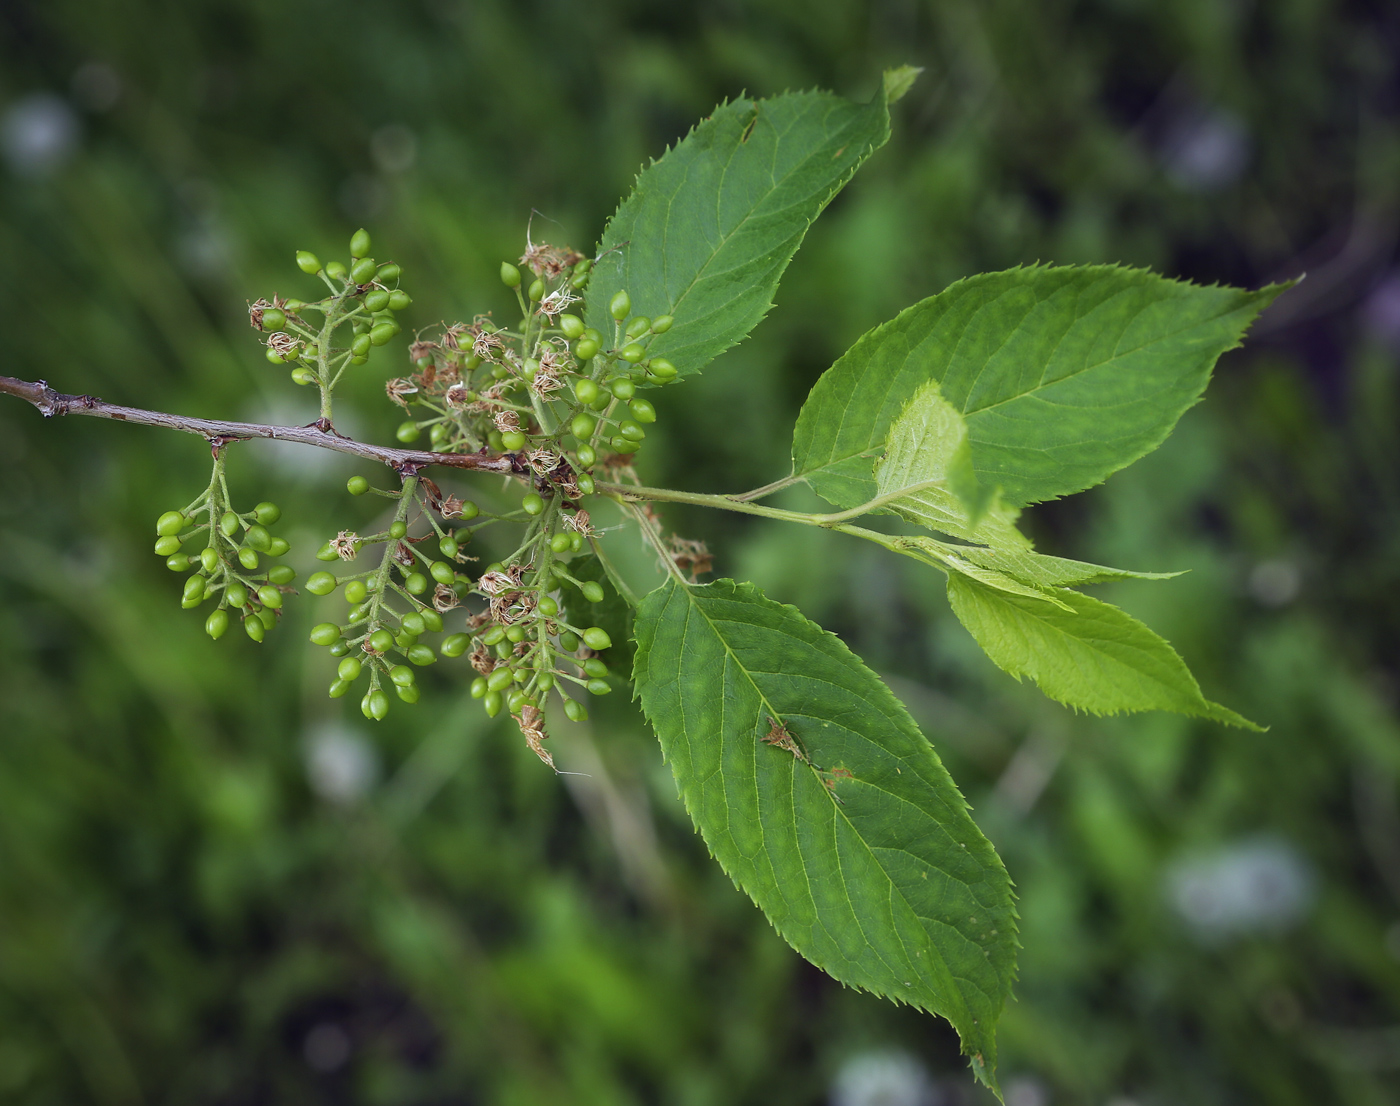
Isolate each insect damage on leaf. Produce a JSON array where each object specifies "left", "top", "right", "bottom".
[{"left": 761, "top": 716, "right": 810, "bottom": 763}]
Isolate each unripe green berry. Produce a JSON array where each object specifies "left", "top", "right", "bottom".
[
  {"left": 304, "top": 622, "right": 337, "bottom": 646},
  {"left": 369, "top": 629, "right": 395, "bottom": 653},
  {"left": 328, "top": 679, "right": 351, "bottom": 699},
  {"left": 266, "top": 347, "right": 287, "bottom": 365},
  {"left": 396, "top": 420, "right": 421, "bottom": 443},
  {"left": 156, "top": 511, "right": 186, "bottom": 537},
  {"left": 306, "top": 571, "right": 337, "bottom": 596},
  {"left": 404, "top": 572, "right": 429, "bottom": 595},
  {"left": 650, "top": 314, "right": 674, "bottom": 334},
  {"left": 586, "top": 678, "right": 612, "bottom": 696},
  {"left": 501, "top": 430, "right": 527, "bottom": 451},
  {"left": 482, "top": 626, "right": 506, "bottom": 646},
  {"left": 527, "top": 278, "right": 545, "bottom": 302},
  {"left": 292, "top": 367, "right": 319, "bottom": 384},
  {"left": 500, "top": 262, "right": 521, "bottom": 288},
  {"left": 394, "top": 630, "right": 417, "bottom": 649},
  {"left": 225, "top": 582, "right": 248, "bottom": 608},
  {"left": 559, "top": 631, "right": 581, "bottom": 652},
  {"left": 647, "top": 357, "right": 677, "bottom": 380},
  {"left": 458, "top": 500, "right": 480, "bottom": 520},
  {"left": 429, "top": 561, "right": 455, "bottom": 586},
  {"left": 219, "top": 511, "right": 240, "bottom": 538},
  {"left": 618, "top": 420, "right": 645, "bottom": 441},
  {"left": 258, "top": 607, "right": 277, "bottom": 631},
  {"left": 348, "top": 601, "right": 373, "bottom": 623},
  {"left": 625, "top": 316, "right": 651, "bottom": 339},
  {"left": 268, "top": 565, "right": 296, "bottom": 585},
  {"left": 253, "top": 502, "right": 281, "bottom": 526},
  {"left": 325, "top": 260, "right": 347, "bottom": 281},
  {"left": 420, "top": 609, "right": 443, "bottom": 633},
  {"left": 505, "top": 626, "right": 525, "bottom": 643},
  {"left": 183, "top": 574, "right": 207, "bottom": 602},
  {"left": 350, "top": 257, "right": 377, "bottom": 284},
  {"left": 468, "top": 676, "right": 487, "bottom": 699},
  {"left": 370, "top": 322, "right": 396, "bottom": 346},
  {"left": 574, "top": 378, "right": 600, "bottom": 406},
  {"left": 537, "top": 596, "right": 559, "bottom": 617},
  {"left": 167, "top": 553, "right": 190, "bottom": 572},
  {"left": 388, "top": 520, "right": 408, "bottom": 540},
  {"left": 571, "top": 413, "right": 598, "bottom": 441},
  {"left": 550, "top": 532, "right": 572, "bottom": 555},
  {"left": 155, "top": 536, "right": 182, "bottom": 557},
  {"left": 245, "top": 617, "right": 265, "bottom": 642},
  {"left": 347, "top": 475, "right": 370, "bottom": 495},
  {"left": 442, "top": 633, "right": 471, "bottom": 658},
  {"left": 580, "top": 581, "right": 605, "bottom": 604},
  {"left": 487, "top": 667, "right": 515, "bottom": 693},
  {"left": 205, "top": 609, "right": 229, "bottom": 640},
  {"left": 582, "top": 626, "right": 612, "bottom": 650},
  {"left": 611, "top": 436, "right": 641, "bottom": 454},
  {"left": 620, "top": 342, "right": 645, "bottom": 363},
  {"left": 377, "top": 262, "right": 401, "bottom": 282},
  {"left": 363, "top": 289, "right": 390, "bottom": 312},
  {"left": 583, "top": 657, "right": 609, "bottom": 678},
  {"left": 388, "top": 290, "right": 412, "bottom": 311},
  {"left": 389, "top": 665, "right": 416, "bottom": 688},
  {"left": 296, "top": 250, "right": 322, "bottom": 274},
  {"left": 396, "top": 685, "right": 420, "bottom": 704},
  {"left": 363, "top": 689, "right": 390, "bottom": 721},
  {"left": 438, "top": 535, "right": 459, "bottom": 559},
  {"left": 564, "top": 697, "right": 588, "bottom": 722},
  {"left": 329, "top": 640, "right": 351, "bottom": 657},
  {"left": 268, "top": 535, "right": 290, "bottom": 556},
  {"left": 507, "top": 690, "right": 527, "bottom": 714},
  {"left": 483, "top": 690, "right": 503, "bottom": 717},
  {"left": 558, "top": 313, "right": 585, "bottom": 339},
  {"left": 487, "top": 430, "right": 505, "bottom": 451},
  {"left": 574, "top": 338, "right": 599, "bottom": 361},
  {"left": 569, "top": 532, "right": 584, "bottom": 553},
  {"left": 521, "top": 493, "right": 544, "bottom": 516},
  {"left": 401, "top": 611, "right": 425, "bottom": 636},
  {"left": 610, "top": 378, "right": 636, "bottom": 400},
  {"left": 609, "top": 289, "right": 631, "bottom": 320},
  {"left": 338, "top": 657, "right": 363, "bottom": 681},
  {"left": 245, "top": 524, "right": 272, "bottom": 552},
  {"left": 315, "top": 542, "right": 338, "bottom": 562},
  {"left": 576, "top": 447, "right": 596, "bottom": 471},
  {"left": 256, "top": 585, "right": 282, "bottom": 610},
  {"left": 344, "top": 580, "right": 368, "bottom": 605},
  {"left": 349, "top": 228, "right": 371, "bottom": 259},
  {"left": 629, "top": 398, "right": 656, "bottom": 423},
  {"left": 261, "top": 308, "right": 287, "bottom": 332},
  {"left": 407, "top": 643, "right": 436, "bottom": 666}
]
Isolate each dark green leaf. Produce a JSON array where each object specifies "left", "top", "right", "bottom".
[
  {"left": 586, "top": 83, "right": 895, "bottom": 378},
  {"left": 633, "top": 578, "right": 1016, "bottom": 1089}
]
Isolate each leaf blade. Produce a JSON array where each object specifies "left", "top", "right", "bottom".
[
  {"left": 586, "top": 84, "right": 894, "bottom": 378},
  {"left": 633, "top": 578, "right": 1016, "bottom": 1088},
  {"left": 945, "top": 572, "right": 1260, "bottom": 728},
  {"left": 793, "top": 265, "right": 1289, "bottom": 508}
]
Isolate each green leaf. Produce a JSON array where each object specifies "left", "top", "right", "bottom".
[
  {"left": 945, "top": 544, "right": 1181, "bottom": 589},
  {"left": 871, "top": 380, "right": 1025, "bottom": 546},
  {"left": 945, "top": 573, "right": 1261, "bottom": 728},
  {"left": 586, "top": 81, "right": 896, "bottom": 379},
  {"left": 793, "top": 265, "right": 1289, "bottom": 509},
  {"left": 633, "top": 578, "right": 1016, "bottom": 1088}
]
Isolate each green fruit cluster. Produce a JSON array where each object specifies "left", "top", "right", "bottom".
[{"left": 155, "top": 497, "right": 294, "bottom": 643}]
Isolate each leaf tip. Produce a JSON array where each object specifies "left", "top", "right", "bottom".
[{"left": 882, "top": 65, "right": 923, "bottom": 105}]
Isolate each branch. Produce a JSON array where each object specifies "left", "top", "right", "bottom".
[{"left": 0, "top": 375, "right": 520, "bottom": 476}]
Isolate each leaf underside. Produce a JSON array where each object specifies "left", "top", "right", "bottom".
[
  {"left": 586, "top": 83, "right": 893, "bottom": 379},
  {"left": 632, "top": 578, "right": 1016, "bottom": 1089},
  {"left": 793, "top": 264, "right": 1290, "bottom": 510},
  {"left": 946, "top": 573, "right": 1261, "bottom": 729}
]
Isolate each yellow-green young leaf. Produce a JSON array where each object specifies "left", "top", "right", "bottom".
[
  {"left": 881, "top": 535, "right": 1071, "bottom": 608},
  {"left": 585, "top": 79, "right": 898, "bottom": 379},
  {"left": 946, "top": 573, "right": 1261, "bottom": 728},
  {"left": 632, "top": 578, "right": 1016, "bottom": 1091},
  {"left": 873, "top": 380, "right": 1025, "bottom": 546},
  {"left": 793, "top": 265, "right": 1290, "bottom": 509},
  {"left": 945, "top": 544, "right": 1182, "bottom": 588}
]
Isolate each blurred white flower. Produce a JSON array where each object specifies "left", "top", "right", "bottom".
[
  {"left": 1, "top": 93, "right": 78, "bottom": 176},
  {"left": 1159, "top": 108, "right": 1249, "bottom": 192},
  {"left": 830, "top": 1050, "right": 939, "bottom": 1106},
  {"left": 305, "top": 723, "right": 378, "bottom": 804},
  {"left": 1167, "top": 837, "right": 1313, "bottom": 941}
]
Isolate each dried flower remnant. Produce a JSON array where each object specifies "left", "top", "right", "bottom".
[
  {"left": 515, "top": 704, "right": 556, "bottom": 770},
  {"left": 330, "top": 531, "right": 360, "bottom": 561}
]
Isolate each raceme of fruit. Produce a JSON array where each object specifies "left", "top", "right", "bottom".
[{"left": 2, "top": 68, "right": 1294, "bottom": 1098}]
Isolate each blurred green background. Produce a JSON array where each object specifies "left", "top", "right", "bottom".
[{"left": 2, "top": 1, "right": 1400, "bottom": 1103}]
